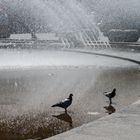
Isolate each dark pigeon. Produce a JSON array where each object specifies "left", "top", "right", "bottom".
[
  {"left": 103, "top": 88, "right": 116, "bottom": 104},
  {"left": 51, "top": 93, "right": 73, "bottom": 112}
]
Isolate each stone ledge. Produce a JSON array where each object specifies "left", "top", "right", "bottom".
[{"left": 46, "top": 100, "right": 140, "bottom": 140}]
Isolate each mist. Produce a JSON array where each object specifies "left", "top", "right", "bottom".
[
  {"left": 1, "top": 0, "right": 98, "bottom": 33},
  {"left": 94, "top": 0, "right": 140, "bottom": 24}
]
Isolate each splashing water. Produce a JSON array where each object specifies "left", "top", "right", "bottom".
[{"left": 1, "top": 0, "right": 110, "bottom": 48}]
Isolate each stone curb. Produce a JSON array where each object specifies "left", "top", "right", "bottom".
[{"left": 45, "top": 100, "right": 140, "bottom": 140}]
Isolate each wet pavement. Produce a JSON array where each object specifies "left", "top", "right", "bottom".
[
  {"left": 46, "top": 100, "right": 140, "bottom": 140},
  {"left": 0, "top": 40, "right": 139, "bottom": 139}
]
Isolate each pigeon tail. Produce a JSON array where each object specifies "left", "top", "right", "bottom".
[{"left": 51, "top": 104, "right": 57, "bottom": 107}]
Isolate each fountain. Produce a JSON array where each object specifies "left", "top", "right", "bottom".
[
  {"left": 1, "top": 0, "right": 110, "bottom": 48},
  {"left": 0, "top": 0, "right": 139, "bottom": 140},
  {"left": 0, "top": 1, "right": 132, "bottom": 140}
]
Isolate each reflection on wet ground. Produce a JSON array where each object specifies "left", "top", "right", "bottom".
[
  {"left": 0, "top": 66, "right": 139, "bottom": 140},
  {"left": 52, "top": 112, "right": 73, "bottom": 127},
  {"left": 104, "top": 104, "right": 116, "bottom": 115}
]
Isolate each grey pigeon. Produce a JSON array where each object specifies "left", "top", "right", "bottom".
[
  {"left": 51, "top": 93, "right": 73, "bottom": 112},
  {"left": 103, "top": 88, "right": 116, "bottom": 104}
]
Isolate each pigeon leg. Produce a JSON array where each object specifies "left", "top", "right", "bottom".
[
  {"left": 65, "top": 108, "right": 67, "bottom": 113},
  {"left": 109, "top": 98, "right": 112, "bottom": 105}
]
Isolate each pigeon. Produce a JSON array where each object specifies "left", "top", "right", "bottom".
[
  {"left": 51, "top": 93, "right": 73, "bottom": 112},
  {"left": 103, "top": 88, "right": 116, "bottom": 104}
]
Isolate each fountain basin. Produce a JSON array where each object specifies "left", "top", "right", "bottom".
[{"left": 0, "top": 49, "right": 139, "bottom": 139}]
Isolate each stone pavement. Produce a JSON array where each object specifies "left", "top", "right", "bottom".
[{"left": 46, "top": 100, "right": 140, "bottom": 140}]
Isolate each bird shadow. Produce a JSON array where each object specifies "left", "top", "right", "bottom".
[
  {"left": 52, "top": 112, "right": 73, "bottom": 127},
  {"left": 104, "top": 104, "right": 116, "bottom": 115}
]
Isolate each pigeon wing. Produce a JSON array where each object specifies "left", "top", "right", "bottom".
[
  {"left": 104, "top": 91, "right": 111, "bottom": 97},
  {"left": 52, "top": 98, "right": 70, "bottom": 108}
]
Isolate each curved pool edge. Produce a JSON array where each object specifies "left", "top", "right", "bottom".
[{"left": 62, "top": 48, "right": 140, "bottom": 66}]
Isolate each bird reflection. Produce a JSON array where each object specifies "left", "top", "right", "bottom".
[
  {"left": 104, "top": 104, "right": 116, "bottom": 115},
  {"left": 52, "top": 112, "right": 73, "bottom": 127}
]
